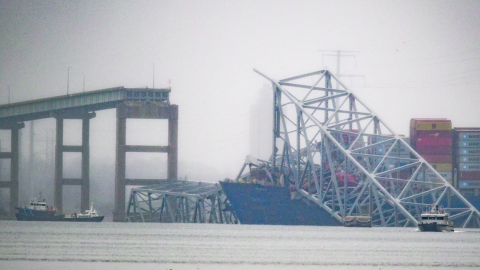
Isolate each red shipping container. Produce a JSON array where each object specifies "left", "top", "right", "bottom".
[
  {"left": 415, "top": 130, "right": 452, "bottom": 138},
  {"left": 416, "top": 137, "right": 452, "bottom": 146},
  {"left": 415, "top": 145, "right": 452, "bottom": 155},
  {"left": 422, "top": 155, "right": 452, "bottom": 163},
  {"left": 458, "top": 171, "right": 480, "bottom": 180}
]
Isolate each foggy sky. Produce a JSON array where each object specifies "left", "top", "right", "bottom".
[{"left": 1, "top": 0, "right": 480, "bottom": 187}]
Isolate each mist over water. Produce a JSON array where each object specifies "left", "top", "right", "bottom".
[
  {"left": 1, "top": 1, "right": 480, "bottom": 219},
  {"left": 1, "top": 221, "right": 480, "bottom": 269}
]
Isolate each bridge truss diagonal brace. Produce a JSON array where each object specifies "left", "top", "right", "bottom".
[
  {"left": 253, "top": 68, "right": 480, "bottom": 228},
  {"left": 125, "top": 181, "right": 237, "bottom": 224}
]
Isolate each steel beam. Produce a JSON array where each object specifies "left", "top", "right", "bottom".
[
  {"left": 236, "top": 68, "right": 480, "bottom": 228},
  {"left": 125, "top": 181, "right": 236, "bottom": 224}
]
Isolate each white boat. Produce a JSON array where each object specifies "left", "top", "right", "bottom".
[
  {"left": 418, "top": 205, "right": 453, "bottom": 232},
  {"left": 63, "top": 203, "right": 104, "bottom": 222}
]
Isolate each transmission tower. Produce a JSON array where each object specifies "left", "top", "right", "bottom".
[
  {"left": 248, "top": 68, "right": 480, "bottom": 228},
  {"left": 320, "top": 50, "right": 365, "bottom": 87}
]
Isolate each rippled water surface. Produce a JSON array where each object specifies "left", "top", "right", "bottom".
[{"left": 1, "top": 221, "right": 479, "bottom": 269}]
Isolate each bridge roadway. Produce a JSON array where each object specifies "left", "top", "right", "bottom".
[{"left": 0, "top": 87, "right": 178, "bottom": 221}]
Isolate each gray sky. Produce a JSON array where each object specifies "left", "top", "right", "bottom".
[{"left": 1, "top": 0, "right": 480, "bottom": 182}]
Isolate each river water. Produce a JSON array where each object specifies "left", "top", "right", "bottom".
[{"left": 1, "top": 221, "right": 479, "bottom": 270}]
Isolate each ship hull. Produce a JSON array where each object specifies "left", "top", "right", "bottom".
[
  {"left": 220, "top": 182, "right": 341, "bottom": 226},
  {"left": 418, "top": 222, "right": 454, "bottom": 232},
  {"left": 60, "top": 216, "right": 104, "bottom": 222},
  {"left": 15, "top": 207, "right": 60, "bottom": 221},
  {"left": 15, "top": 207, "right": 104, "bottom": 222}
]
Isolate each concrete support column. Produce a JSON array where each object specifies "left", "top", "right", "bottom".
[
  {"left": 53, "top": 110, "right": 94, "bottom": 214},
  {"left": 81, "top": 117, "right": 90, "bottom": 212},
  {"left": 54, "top": 117, "right": 64, "bottom": 213},
  {"left": 9, "top": 127, "right": 20, "bottom": 219},
  {"left": 113, "top": 102, "right": 178, "bottom": 222},
  {"left": 0, "top": 122, "right": 24, "bottom": 219},
  {"left": 114, "top": 115, "right": 126, "bottom": 222},
  {"left": 168, "top": 111, "right": 178, "bottom": 180}
]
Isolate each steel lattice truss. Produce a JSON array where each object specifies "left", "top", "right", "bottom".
[
  {"left": 249, "top": 69, "right": 480, "bottom": 228},
  {"left": 125, "top": 181, "right": 237, "bottom": 224}
]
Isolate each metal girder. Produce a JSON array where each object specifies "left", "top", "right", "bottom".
[
  {"left": 245, "top": 69, "right": 480, "bottom": 228},
  {"left": 125, "top": 180, "right": 237, "bottom": 224}
]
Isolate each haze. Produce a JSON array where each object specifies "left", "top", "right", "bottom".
[{"left": 1, "top": 1, "right": 479, "bottom": 217}]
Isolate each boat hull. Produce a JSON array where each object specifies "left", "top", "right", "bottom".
[
  {"left": 60, "top": 216, "right": 104, "bottom": 222},
  {"left": 418, "top": 222, "right": 454, "bottom": 232},
  {"left": 15, "top": 207, "right": 59, "bottom": 221},
  {"left": 15, "top": 207, "right": 104, "bottom": 222},
  {"left": 220, "top": 182, "right": 341, "bottom": 226}
]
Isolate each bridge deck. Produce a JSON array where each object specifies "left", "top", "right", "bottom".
[{"left": 0, "top": 87, "right": 170, "bottom": 122}]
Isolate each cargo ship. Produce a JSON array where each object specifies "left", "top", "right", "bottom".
[
  {"left": 220, "top": 181, "right": 341, "bottom": 226},
  {"left": 15, "top": 197, "right": 104, "bottom": 222}
]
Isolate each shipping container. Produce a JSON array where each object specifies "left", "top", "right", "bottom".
[
  {"left": 429, "top": 163, "right": 452, "bottom": 172},
  {"left": 415, "top": 145, "right": 452, "bottom": 155},
  {"left": 410, "top": 119, "right": 451, "bottom": 147},
  {"left": 456, "top": 148, "right": 480, "bottom": 156},
  {"left": 458, "top": 141, "right": 480, "bottom": 148},
  {"left": 375, "top": 146, "right": 410, "bottom": 155},
  {"left": 459, "top": 180, "right": 480, "bottom": 189},
  {"left": 414, "top": 130, "right": 452, "bottom": 138},
  {"left": 416, "top": 136, "right": 452, "bottom": 146},
  {"left": 459, "top": 156, "right": 480, "bottom": 163},
  {"left": 458, "top": 171, "right": 480, "bottom": 180},
  {"left": 418, "top": 171, "right": 452, "bottom": 181},
  {"left": 410, "top": 118, "right": 449, "bottom": 129},
  {"left": 415, "top": 122, "right": 452, "bottom": 131},
  {"left": 453, "top": 127, "right": 480, "bottom": 140},
  {"left": 458, "top": 132, "right": 480, "bottom": 141},
  {"left": 459, "top": 163, "right": 480, "bottom": 171},
  {"left": 422, "top": 155, "right": 452, "bottom": 163}
]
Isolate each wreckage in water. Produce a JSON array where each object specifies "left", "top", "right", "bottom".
[{"left": 222, "top": 69, "right": 480, "bottom": 228}]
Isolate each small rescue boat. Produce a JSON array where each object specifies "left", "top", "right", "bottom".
[{"left": 418, "top": 205, "right": 453, "bottom": 232}]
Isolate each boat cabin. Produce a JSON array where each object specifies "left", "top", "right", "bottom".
[{"left": 27, "top": 201, "right": 48, "bottom": 211}]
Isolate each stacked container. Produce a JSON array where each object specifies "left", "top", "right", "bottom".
[
  {"left": 453, "top": 128, "right": 480, "bottom": 191},
  {"left": 410, "top": 119, "right": 453, "bottom": 184},
  {"left": 372, "top": 136, "right": 411, "bottom": 179}
]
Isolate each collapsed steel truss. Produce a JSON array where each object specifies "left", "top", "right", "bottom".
[
  {"left": 242, "top": 69, "right": 480, "bottom": 228},
  {"left": 125, "top": 181, "right": 237, "bottom": 224}
]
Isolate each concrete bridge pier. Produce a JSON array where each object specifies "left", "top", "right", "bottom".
[
  {"left": 113, "top": 102, "right": 178, "bottom": 222},
  {"left": 0, "top": 122, "right": 24, "bottom": 219},
  {"left": 53, "top": 110, "right": 95, "bottom": 214}
]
